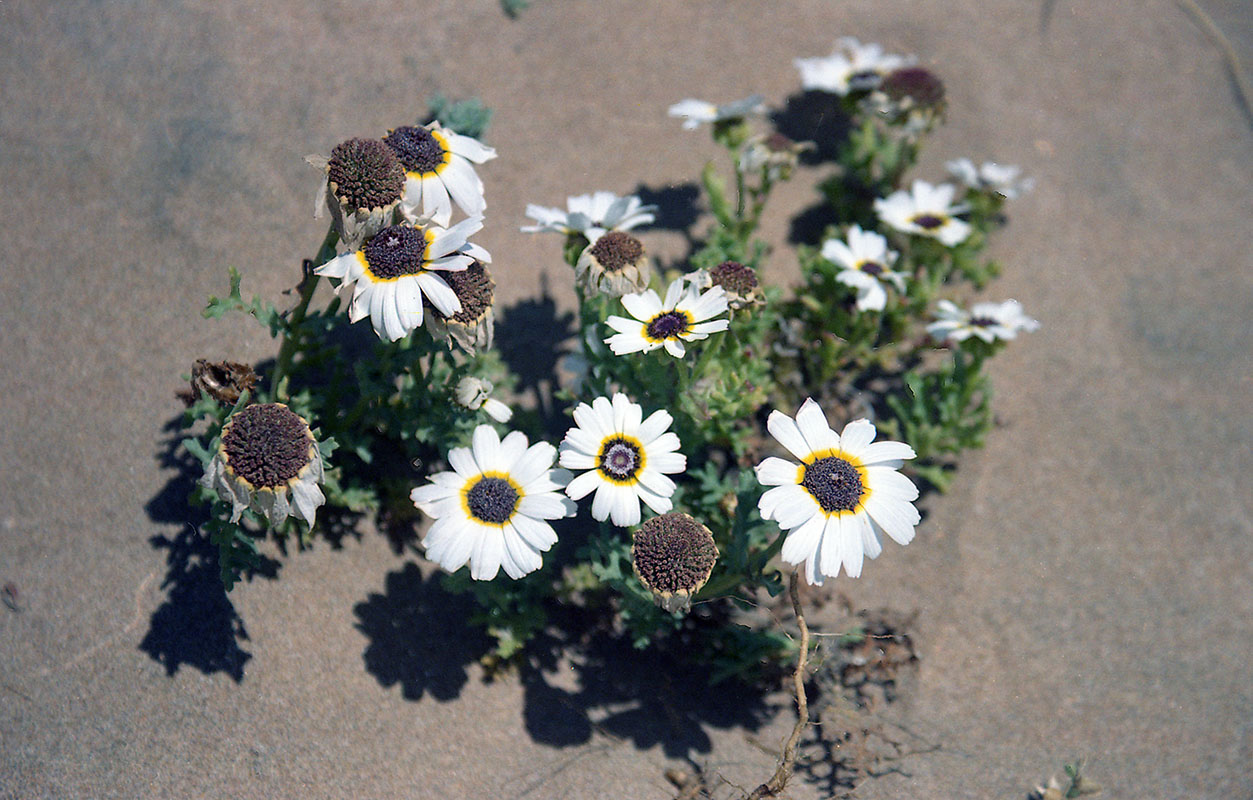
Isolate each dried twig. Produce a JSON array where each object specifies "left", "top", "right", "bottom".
[{"left": 746, "top": 570, "right": 810, "bottom": 799}]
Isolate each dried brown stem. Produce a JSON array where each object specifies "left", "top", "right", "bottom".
[{"left": 746, "top": 570, "right": 810, "bottom": 799}]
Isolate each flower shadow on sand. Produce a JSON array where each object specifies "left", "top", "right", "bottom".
[{"left": 354, "top": 561, "right": 491, "bottom": 701}]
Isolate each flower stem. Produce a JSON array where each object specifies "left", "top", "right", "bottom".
[
  {"left": 746, "top": 570, "right": 810, "bottom": 800},
  {"left": 270, "top": 225, "right": 339, "bottom": 403}
]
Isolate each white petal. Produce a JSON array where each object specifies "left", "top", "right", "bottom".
[
  {"left": 755, "top": 457, "right": 800, "bottom": 487},
  {"left": 590, "top": 483, "right": 615, "bottom": 522},
  {"left": 794, "top": 398, "right": 838, "bottom": 453},
  {"left": 647, "top": 452, "right": 686, "bottom": 474},
  {"left": 766, "top": 408, "right": 812, "bottom": 461},
  {"left": 314, "top": 252, "right": 354, "bottom": 279},
  {"left": 859, "top": 440, "right": 916, "bottom": 465},
  {"left": 447, "top": 445, "right": 478, "bottom": 478},
  {"left": 469, "top": 525, "right": 504, "bottom": 580},
  {"left": 851, "top": 511, "right": 881, "bottom": 560},
  {"left": 610, "top": 484, "right": 642, "bottom": 526},
  {"left": 500, "top": 523, "right": 541, "bottom": 579},
  {"left": 663, "top": 339, "right": 686, "bottom": 358},
  {"left": 758, "top": 484, "right": 809, "bottom": 524},
  {"left": 511, "top": 513, "right": 559, "bottom": 551},
  {"left": 637, "top": 485, "right": 673, "bottom": 515},
  {"left": 471, "top": 425, "right": 502, "bottom": 472},
  {"left": 497, "top": 431, "right": 530, "bottom": 472},
  {"left": 839, "top": 419, "right": 878, "bottom": 456},
  {"left": 416, "top": 272, "right": 461, "bottom": 317},
  {"left": 646, "top": 431, "right": 682, "bottom": 456},
  {"left": 421, "top": 176, "right": 453, "bottom": 228},
  {"left": 865, "top": 465, "right": 920, "bottom": 502},
  {"left": 518, "top": 492, "right": 575, "bottom": 520},
  {"left": 780, "top": 512, "right": 825, "bottom": 566},
  {"left": 635, "top": 468, "right": 676, "bottom": 499},
  {"left": 819, "top": 514, "right": 843, "bottom": 580},
  {"left": 637, "top": 409, "right": 675, "bottom": 445},
  {"left": 564, "top": 469, "right": 601, "bottom": 501},
  {"left": 440, "top": 156, "right": 488, "bottom": 218},
  {"left": 862, "top": 495, "right": 918, "bottom": 545},
  {"left": 561, "top": 426, "right": 601, "bottom": 456},
  {"left": 620, "top": 290, "right": 661, "bottom": 321}
]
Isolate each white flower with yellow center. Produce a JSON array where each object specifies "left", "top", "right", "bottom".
[
  {"left": 926, "top": 299, "right": 1040, "bottom": 344},
  {"left": 521, "top": 191, "right": 657, "bottom": 242},
  {"left": 605, "top": 278, "right": 729, "bottom": 359},
  {"left": 820, "top": 225, "right": 907, "bottom": 312},
  {"left": 383, "top": 122, "right": 496, "bottom": 228},
  {"left": 874, "top": 180, "right": 972, "bottom": 247},
  {"left": 559, "top": 393, "right": 686, "bottom": 527},
  {"left": 201, "top": 403, "right": 326, "bottom": 528},
  {"left": 314, "top": 218, "right": 489, "bottom": 342},
  {"left": 794, "top": 37, "right": 913, "bottom": 95},
  {"left": 755, "top": 399, "right": 919, "bottom": 586},
  {"left": 668, "top": 94, "right": 766, "bottom": 130},
  {"left": 411, "top": 426, "right": 575, "bottom": 581}
]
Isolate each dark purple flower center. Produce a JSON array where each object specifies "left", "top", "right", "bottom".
[
  {"left": 588, "top": 231, "right": 643, "bottom": 273},
  {"left": 801, "top": 456, "right": 864, "bottom": 513},
  {"left": 912, "top": 214, "right": 945, "bottom": 230},
  {"left": 646, "top": 311, "right": 689, "bottom": 340},
  {"left": 362, "top": 225, "right": 427, "bottom": 279},
  {"left": 465, "top": 476, "right": 518, "bottom": 525},
  {"left": 326, "top": 138, "right": 405, "bottom": 210},
  {"left": 859, "top": 261, "right": 884, "bottom": 276},
  {"left": 221, "top": 404, "right": 311, "bottom": 488},
  {"left": 383, "top": 125, "right": 448, "bottom": 174},
  {"left": 598, "top": 437, "right": 642, "bottom": 481}
]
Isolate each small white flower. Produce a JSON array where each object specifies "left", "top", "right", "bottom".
[
  {"left": 383, "top": 122, "right": 496, "bottom": 228},
  {"left": 411, "top": 425, "right": 575, "bottom": 580},
  {"left": 201, "top": 403, "right": 326, "bottom": 528},
  {"left": 926, "top": 299, "right": 1040, "bottom": 343},
  {"left": 559, "top": 393, "right": 686, "bottom": 527},
  {"left": 455, "top": 376, "right": 513, "bottom": 423},
  {"left": 755, "top": 399, "right": 919, "bottom": 586},
  {"left": 794, "top": 37, "right": 913, "bottom": 95},
  {"left": 668, "top": 94, "right": 766, "bottom": 130},
  {"left": 521, "top": 191, "right": 657, "bottom": 242},
  {"left": 605, "top": 278, "right": 729, "bottom": 358},
  {"left": 820, "top": 225, "right": 908, "bottom": 312},
  {"left": 314, "top": 218, "right": 490, "bottom": 342},
  {"left": 945, "top": 158, "right": 1035, "bottom": 199},
  {"left": 874, "top": 180, "right": 972, "bottom": 247}
]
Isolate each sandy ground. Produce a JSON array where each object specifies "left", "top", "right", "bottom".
[{"left": 1, "top": 1, "right": 1251, "bottom": 798}]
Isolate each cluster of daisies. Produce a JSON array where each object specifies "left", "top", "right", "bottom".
[
  {"left": 202, "top": 36, "right": 1041, "bottom": 601},
  {"left": 308, "top": 123, "right": 498, "bottom": 347}
]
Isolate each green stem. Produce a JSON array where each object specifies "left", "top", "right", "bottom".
[{"left": 270, "top": 224, "right": 339, "bottom": 402}]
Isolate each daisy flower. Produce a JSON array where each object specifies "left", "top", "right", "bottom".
[
  {"left": 411, "top": 425, "right": 575, "bottom": 581},
  {"left": 668, "top": 94, "right": 766, "bottom": 130},
  {"left": 383, "top": 122, "right": 496, "bottom": 228},
  {"left": 521, "top": 191, "right": 657, "bottom": 242},
  {"left": 308, "top": 137, "right": 407, "bottom": 250},
  {"left": 314, "top": 217, "right": 489, "bottom": 342},
  {"left": 755, "top": 399, "right": 919, "bottom": 586},
  {"left": 874, "top": 180, "right": 972, "bottom": 247},
  {"left": 632, "top": 512, "right": 718, "bottom": 613},
  {"left": 574, "top": 230, "right": 652, "bottom": 296},
  {"left": 559, "top": 393, "right": 686, "bottom": 527},
  {"left": 455, "top": 376, "right": 513, "bottom": 424},
  {"left": 794, "top": 37, "right": 913, "bottom": 95},
  {"left": 945, "top": 158, "right": 1035, "bottom": 199},
  {"left": 820, "top": 225, "right": 907, "bottom": 312},
  {"left": 605, "top": 278, "right": 729, "bottom": 359},
  {"left": 926, "top": 299, "right": 1040, "bottom": 344},
  {"left": 425, "top": 260, "right": 496, "bottom": 353},
  {"left": 201, "top": 403, "right": 326, "bottom": 528}
]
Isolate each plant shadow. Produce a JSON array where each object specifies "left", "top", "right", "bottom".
[
  {"left": 139, "top": 412, "right": 281, "bottom": 681},
  {"left": 494, "top": 276, "right": 577, "bottom": 434}
]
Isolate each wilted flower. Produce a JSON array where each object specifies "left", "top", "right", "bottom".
[
  {"left": 309, "top": 137, "right": 407, "bottom": 250},
  {"left": 521, "top": 191, "right": 657, "bottom": 242},
  {"left": 201, "top": 403, "right": 326, "bottom": 528},
  {"left": 945, "top": 158, "right": 1035, "bottom": 199},
  {"left": 926, "top": 299, "right": 1040, "bottom": 344},
  {"left": 755, "top": 399, "right": 919, "bottom": 586},
  {"left": 874, "top": 180, "right": 971, "bottom": 247},
  {"left": 739, "top": 132, "right": 810, "bottom": 182},
  {"left": 668, "top": 94, "right": 767, "bottom": 130},
  {"left": 632, "top": 512, "right": 718, "bottom": 613},
  {"left": 184, "top": 359, "right": 257, "bottom": 407},
  {"left": 383, "top": 122, "right": 496, "bottom": 227},
  {"left": 575, "top": 230, "right": 652, "bottom": 296},
  {"left": 455, "top": 376, "right": 512, "bottom": 423},
  {"left": 686, "top": 261, "right": 764, "bottom": 310},
  {"left": 820, "top": 225, "right": 907, "bottom": 312},
  {"left": 411, "top": 426, "right": 575, "bottom": 580},
  {"left": 868, "top": 66, "right": 947, "bottom": 134},
  {"left": 426, "top": 260, "right": 496, "bottom": 353},
  {"left": 605, "top": 277, "right": 729, "bottom": 358},
  {"left": 794, "top": 37, "right": 913, "bottom": 95},
  {"left": 314, "top": 218, "right": 490, "bottom": 342},
  {"left": 559, "top": 393, "right": 686, "bottom": 527}
]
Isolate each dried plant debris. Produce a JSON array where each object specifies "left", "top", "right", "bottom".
[
  {"left": 179, "top": 359, "right": 258, "bottom": 407},
  {"left": 797, "top": 700, "right": 940, "bottom": 798},
  {"left": 816, "top": 604, "right": 920, "bottom": 710},
  {"left": 1030, "top": 759, "right": 1103, "bottom": 799}
]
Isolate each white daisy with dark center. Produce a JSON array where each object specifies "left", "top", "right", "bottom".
[
  {"left": 559, "top": 393, "right": 686, "bottom": 527},
  {"left": 667, "top": 94, "right": 766, "bottom": 130},
  {"left": 411, "top": 425, "right": 575, "bottom": 581},
  {"left": 605, "top": 277, "right": 729, "bottom": 359},
  {"left": 314, "top": 217, "right": 489, "bottom": 342},
  {"left": 201, "top": 403, "right": 326, "bottom": 528},
  {"left": 926, "top": 299, "right": 1040, "bottom": 344},
  {"left": 383, "top": 122, "right": 496, "bottom": 228},
  {"left": 874, "top": 180, "right": 972, "bottom": 247},
  {"left": 820, "top": 224, "right": 908, "bottom": 312},
  {"left": 794, "top": 37, "right": 913, "bottom": 95},
  {"left": 521, "top": 190, "right": 657, "bottom": 242},
  {"left": 632, "top": 512, "right": 719, "bottom": 613},
  {"left": 755, "top": 398, "right": 919, "bottom": 586}
]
